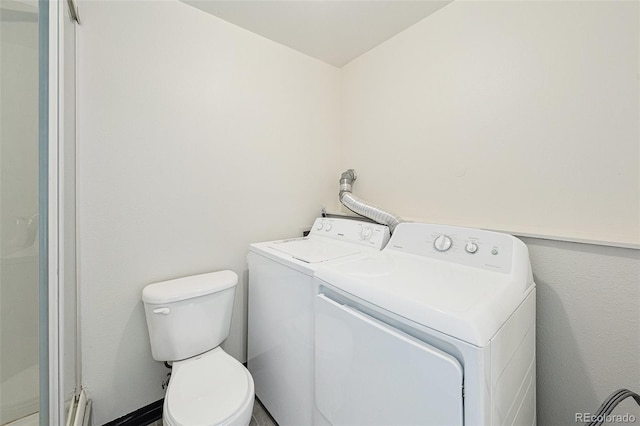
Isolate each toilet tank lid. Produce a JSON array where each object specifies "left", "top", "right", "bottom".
[{"left": 142, "top": 270, "right": 238, "bottom": 304}]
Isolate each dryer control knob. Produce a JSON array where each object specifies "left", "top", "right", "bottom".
[
  {"left": 465, "top": 242, "right": 478, "bottom": 254},
  {"left": 434, "top": 235, "right": 452, "bottom": 252},
  {"left": 316, "top": 222, "right": 324, "bottom": 230},
  {"left": 325, "top": 223, "right": 333, "bottom": 231},
  {"left": 361, "top": 226, "right": 373, "bottom": 240}
]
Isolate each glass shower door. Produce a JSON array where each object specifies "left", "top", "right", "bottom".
[{"left": 0, "top": 1, "right": 42, "bottom": 424}]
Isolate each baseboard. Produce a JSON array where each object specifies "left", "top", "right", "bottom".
[{"left": 102, "top": 399, "right": 163, "bottom": 426}]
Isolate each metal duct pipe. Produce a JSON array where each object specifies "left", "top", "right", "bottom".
[{"left": 338, "top": 169, "right": 402, "bottom": 233}]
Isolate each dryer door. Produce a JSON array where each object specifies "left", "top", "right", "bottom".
[{"left": 315, "top": 294, "right": 464, "bottom": 426}]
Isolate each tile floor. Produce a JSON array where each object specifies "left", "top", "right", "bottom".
[
  {"left": 146, "top": 398, "right": 276, "bottom": 426},
  {"left": 249, "top": 398, "right": 277, "bottom": 426}
]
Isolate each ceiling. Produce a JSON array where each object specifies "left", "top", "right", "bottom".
[{"left": 181, "top": 0, "right": 453, "bottom": 67}]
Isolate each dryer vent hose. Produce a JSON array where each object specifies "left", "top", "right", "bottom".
[
  {"left": 338, "top": 169, "right": 403, "bottom": 233},
  {"left": 585, "top": 389, "right": 640, "bottom": 426}
]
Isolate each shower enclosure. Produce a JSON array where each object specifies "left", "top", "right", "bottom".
[{"left": 0, "top": 1, "right": 78, "bottom": 424}]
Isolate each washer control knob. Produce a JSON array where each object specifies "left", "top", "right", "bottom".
[
  {"left": 325, "top": 223, "right": 332, "bottom": 231},
  {"left": 316, "top": 222, "right": 324, "bottom": 230},
  {"left": 465, "top": 242, "right": 478, "bottom": 254},
  {"left": 361, "top": 226, "right": 373, "bottom": 240},
  {"left": 433, "top": 235, "right": 452, "bottom": 252}
]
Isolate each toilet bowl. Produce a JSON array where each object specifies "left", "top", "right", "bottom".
[
  {"left": 163, "top": 347, "right": 254, "bottom": 426},
  {"left": 142, "top": 271, "right": 254, "bottom": 426}
]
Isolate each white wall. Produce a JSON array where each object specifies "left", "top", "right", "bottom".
[
  {"left": 76, "top": 1, "right": 341, "bottom": 423},
  {"left": 341, "top": 0, "right": 639, "bottom": 247}
]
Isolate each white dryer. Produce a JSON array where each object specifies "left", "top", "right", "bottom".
[
  {"left": 314, "top": 222, "right": 536, "bottom": 426},
  {"left": 247, "top": 217, "right": 390, "bottom": 426}
]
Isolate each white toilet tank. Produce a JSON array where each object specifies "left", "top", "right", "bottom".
[{"left": 142, "top": 270, "right": 238, "bottom": 362}]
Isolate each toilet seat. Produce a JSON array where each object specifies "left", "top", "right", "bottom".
[{"left": 164, "top": 347, "right": 254, "bottom": 426}]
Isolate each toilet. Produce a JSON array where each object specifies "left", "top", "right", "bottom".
[{"left": 142, "top": 270, "right": 254, "bottom": 426}]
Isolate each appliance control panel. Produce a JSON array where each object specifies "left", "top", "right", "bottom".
[
  {"left": 387, "top": 222, "right": 514, "bottom": 273},
  {"left": 311, "top": 217, "right": 390, "bottom": 250}
]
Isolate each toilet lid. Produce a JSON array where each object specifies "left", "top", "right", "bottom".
[{"left": 165, "top": 347, "right": 252, "bottom": 426}]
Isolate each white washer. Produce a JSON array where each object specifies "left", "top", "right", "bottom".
[
  {"left": 314, "top": 222, "right": 536, "bottom": 426},
  {"left": 247, "top": 217, "right": 390, "bottom": 426}
]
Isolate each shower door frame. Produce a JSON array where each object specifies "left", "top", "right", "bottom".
[
  {"left": 43, "top": 0, "right": 79, "bottom": 424},
  {"left": 44, "top": 0, "right": 61, "bottom": 423}
]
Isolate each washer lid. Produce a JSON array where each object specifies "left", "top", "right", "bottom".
[
  {"left": 142, "top": 271, "right": 238, "bottom": 304},
  {"left": 268, "top": 238, "right": 361, "bottom": 263},
  {"left": 165, "top": 347, "right": 252, "bottom": 426},
  {"left": 315, "top": 251, "right": 534, "bottom": 347}
]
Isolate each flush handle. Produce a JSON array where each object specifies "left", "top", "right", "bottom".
[{"left": 153, "top": 307, "right": 170, "bottom": 315}]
